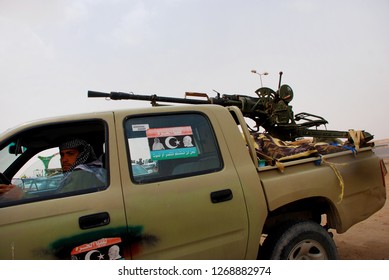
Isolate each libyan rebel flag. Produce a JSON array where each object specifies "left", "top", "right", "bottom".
[{"left": 146, "top": 126, "right": 198, "bottom": 161}]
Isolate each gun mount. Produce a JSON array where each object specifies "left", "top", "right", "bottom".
[{"left": 88, "top": 76, "right": 373, "bottom": 143}]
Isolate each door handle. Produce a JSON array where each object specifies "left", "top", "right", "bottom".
[
  {"left": 210, "top": 189, "right": 233, "bottom": 203},
  {"left": 79, "top": 212, "right": 110, "bottom": 230}
]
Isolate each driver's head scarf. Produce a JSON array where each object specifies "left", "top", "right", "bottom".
[{"left": 59, "top": 138, "right": 97, "bottom": 174}]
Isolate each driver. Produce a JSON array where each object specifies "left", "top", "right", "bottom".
[
  {"left": 0, "top": 138, "right": 106, "bottom": 201},
  {"left": 57, "top": 138, "right": 106, "bottom": 192}
]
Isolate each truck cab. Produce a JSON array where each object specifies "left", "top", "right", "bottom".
[{"left": 0, "top": 105, "right": 266, "bottom": 259}]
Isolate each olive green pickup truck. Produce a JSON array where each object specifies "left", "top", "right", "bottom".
[{"left": 0, "top": 104, "right": 386, "bottom": 259}]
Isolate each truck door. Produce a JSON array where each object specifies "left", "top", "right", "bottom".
[
  {"left": 116, "top": 108, "right": 250, "bottom": 259},
  {"left": 0, "top": 115, "right": 128, "bottom": 259}
]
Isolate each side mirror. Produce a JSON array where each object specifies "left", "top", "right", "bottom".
[{"left": 8, "top": 142, "right": 26, "bottom": 155}]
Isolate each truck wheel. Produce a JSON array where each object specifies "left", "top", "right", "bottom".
[{"left": 260, "top": 220, "right": 338, "bottom": 260}]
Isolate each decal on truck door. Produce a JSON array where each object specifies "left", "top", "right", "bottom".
[{"left": 71, "top": 237, "right": 124, "bottom": 260}]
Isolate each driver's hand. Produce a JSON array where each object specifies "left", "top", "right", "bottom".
[
  {"left": 0, "top": 184, "right": 24, "bottom": 200},
  {"left": 0, "top": 184, "right": 14, "bottom": 195}
]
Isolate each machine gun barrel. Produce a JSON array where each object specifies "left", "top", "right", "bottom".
[
  {"left": 88, "top": 90, "right": 209, "bottom": 104},
  {"left": 88, "top": 90, "right": 245, "bottom": 107}
]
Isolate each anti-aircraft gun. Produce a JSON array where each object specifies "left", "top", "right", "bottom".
[{"left": 88, "top": 72, "right": 373, "bottom": 144}]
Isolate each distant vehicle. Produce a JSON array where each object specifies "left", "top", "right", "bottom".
[
  {"left": 131, "top": 164, "right": 149, "bottom": 176},
  {"left": 142, "top": 161, "right": 157, "bottom": 172},
  {"left": 18, "top": 174, "right": 63, "bottom": 193}
]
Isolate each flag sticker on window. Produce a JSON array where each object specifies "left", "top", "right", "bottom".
[{"left": 146, "top": 126, "right": 198, "bottom": 160}]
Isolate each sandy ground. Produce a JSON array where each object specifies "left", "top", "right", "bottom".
[{"left": 332, "top": 140, "right": 389, "bottom": 260}]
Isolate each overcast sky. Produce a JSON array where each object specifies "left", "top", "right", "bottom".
[{"left": 1, "top": 0, "right": 388, "bottom": 140}]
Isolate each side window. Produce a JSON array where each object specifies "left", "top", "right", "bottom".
[
  {"left": 125, "top": 113, "right": 223, "bottom": 183},
  {"left": 0, "top": 120, "right": 108, "bottom": 207}
]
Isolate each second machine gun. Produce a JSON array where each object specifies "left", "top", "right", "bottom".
[{"left": 88, "top": 72, "right": 373, "bottom": 144}]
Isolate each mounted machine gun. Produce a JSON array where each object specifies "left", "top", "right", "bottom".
[{"left": 88, "top": 72, "right": 373, "bottom": 143}]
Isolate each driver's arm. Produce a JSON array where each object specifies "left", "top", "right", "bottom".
[{"left": 0, "top": 184, "right": 24, "bottom": 201}]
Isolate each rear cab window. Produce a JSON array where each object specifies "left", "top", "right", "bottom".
[{"left": 125, "top": 113, "right": 223, "bottom": 183}]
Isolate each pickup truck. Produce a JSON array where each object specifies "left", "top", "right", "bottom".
[{"left": 0, "top": 103, "right": 386, "bottom": 260}]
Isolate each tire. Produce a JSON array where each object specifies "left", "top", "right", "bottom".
[{"left": 260, "top": 220, "right": 339, "bottom": 260}]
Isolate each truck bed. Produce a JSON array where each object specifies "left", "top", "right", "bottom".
[{"left": 258, "top": 147, "right": 386, "bottom": 233}]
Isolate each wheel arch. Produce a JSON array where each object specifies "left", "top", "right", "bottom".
[{"left": 262, "top": 196, "right": 341, "bottom": 235}]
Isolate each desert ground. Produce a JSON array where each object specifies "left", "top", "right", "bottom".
[{"left": 332, "top": 139, "right": 389, "bottom": 260}]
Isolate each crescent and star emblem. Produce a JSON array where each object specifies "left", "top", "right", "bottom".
[
  {"left": 165, "top": 137, "right": 180, "bottom": 149},
  {"left": 85, "top": 250, "right": 105, "bottom": 260}
]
